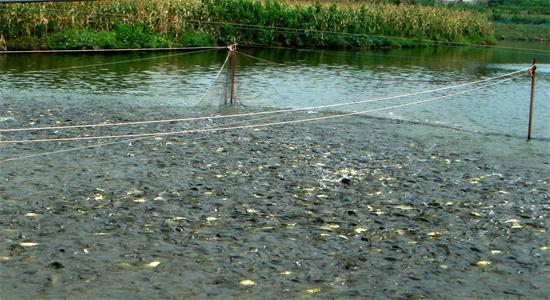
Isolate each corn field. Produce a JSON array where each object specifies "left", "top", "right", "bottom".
[{"left": 0, "top": 0, "right": 495, "bottom": 50}]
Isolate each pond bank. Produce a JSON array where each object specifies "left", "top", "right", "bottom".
[{"left": 0, "top": 0, "right": 494, "bottom": 51}]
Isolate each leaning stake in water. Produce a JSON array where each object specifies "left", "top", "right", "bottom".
[{"left": 527, "top": 58, "right": 536, "bottom": 141}]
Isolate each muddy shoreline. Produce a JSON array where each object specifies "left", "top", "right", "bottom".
[{"left": 0, "top": 105, "right": 548, "bottom": 299}]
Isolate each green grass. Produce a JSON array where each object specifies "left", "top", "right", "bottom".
[
  {"left": 398, "top": 0, "right": 550, "bottom": 41},
  {"left": 494, "top": 23, "right": 550, "bottom": 41}
]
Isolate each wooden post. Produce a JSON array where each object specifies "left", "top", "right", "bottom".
[
  {"left": 527, "top": 58, "right": 536, "bottom": 141},
  {"left": 228, "top": 43, "right": 237, "bottom": 105}
]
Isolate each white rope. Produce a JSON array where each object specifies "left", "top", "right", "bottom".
[
  {"left": 237, "top": 52, "right": 288, "bottom": 101},
  {"left": 0, "top": 68, "right": 526, "bottom": 133},
  {"left": 0, "top": 139, "right": 144, "bottom": 164},
  {"left": 0, "top": 46, "right": 227, "bottom": 55},
  {"left": 197, "top": 52, "right": 231, "bottom": 104},
  {"left": 237, "top": 51, "right": 284, "bottom": 65},
  {"left": 0, "top": 74, "right": 522, "bottom": 144},
  {"left": 10, "top": 47, "right": 223, "bottom": 74},
  {"left": 0, "top": 111, "right": 289, "bottom": 164}
]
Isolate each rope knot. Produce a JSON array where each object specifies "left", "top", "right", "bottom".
[{"left": 226, "top": 43, "right": 238, "bottom": 52}]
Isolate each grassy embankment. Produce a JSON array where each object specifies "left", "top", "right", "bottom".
[
  {"left": 445, "top": 0, "right": 549, "bottom": 41},
  {"left": 294, "top": 0, "right": 549, "bottom": 41},
  {"left": 0, "top": 0, "right": 494, "bottom": 50}
]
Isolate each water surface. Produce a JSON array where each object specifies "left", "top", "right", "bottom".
[{"left": 1, "top": 43, "right": 548, "bottom": 141}]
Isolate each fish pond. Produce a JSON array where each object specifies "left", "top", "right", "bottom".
[{"left": 0, "top": 42, "right": 548, "bottom": 298}]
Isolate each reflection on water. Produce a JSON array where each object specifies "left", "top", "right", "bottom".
[{"left": 0, "top": 43, "right": 549, "bottom": 138}]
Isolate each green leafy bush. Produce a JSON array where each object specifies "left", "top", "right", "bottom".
[{"left": 47, "top": 30, "right": 118, "bottom": 49}]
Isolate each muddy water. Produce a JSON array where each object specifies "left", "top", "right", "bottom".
[{"left": 0, "top": 43, "right": 549, "bottom": 298}]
